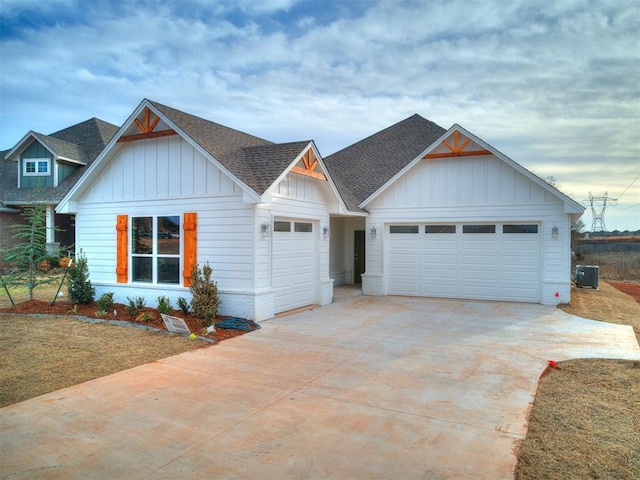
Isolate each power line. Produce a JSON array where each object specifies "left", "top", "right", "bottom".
[{"left": 617, "top": 173, "right": 640, "bottom": 199}]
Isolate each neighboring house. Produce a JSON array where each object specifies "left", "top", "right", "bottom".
[
  {"left": 0, "top": 118, "right": 119, "bottom": 262},
  {"left": 57, "top": 99, "right": 584, "bottom": 320}
]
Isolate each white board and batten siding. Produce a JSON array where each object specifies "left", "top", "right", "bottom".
[
  {"left": 74, "top": 136, "right": 256, "bottom": 306},
  {"left": 364, "top": 155, "right": 573, "bottom": 305}
]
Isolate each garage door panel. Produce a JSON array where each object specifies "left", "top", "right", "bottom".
[
  {"left": 388, "top": 223, "right": 540, "bottom": 303},
  {"left": 273, "top": 223, "right": 316, "bottom": 313}
]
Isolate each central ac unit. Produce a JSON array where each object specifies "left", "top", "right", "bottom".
[{"left": 575, "top": 265, "right": 599, "bottom": 289}]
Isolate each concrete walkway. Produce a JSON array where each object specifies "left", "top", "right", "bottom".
[{"left": 2, "top": 296, "right": 639, "bottom": 479}]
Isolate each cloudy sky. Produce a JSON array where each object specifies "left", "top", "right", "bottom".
[{"left": 1, "top": 0, "right": 638, "bottom": 230}]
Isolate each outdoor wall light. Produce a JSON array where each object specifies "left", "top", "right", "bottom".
[
  {"left": 370, "top": 226, "right": 377, "bottom": 239},
  {"left": 322, "top": 225, "right": 330, "bottom": 238},
  {"left": 261, "top": 222, "right": 270, "bottom": 238},
  {"left": 552, "top": 226, "right": 558, "bottom": 238}
]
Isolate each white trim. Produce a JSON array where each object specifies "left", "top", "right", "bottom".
[{"left": 22, "top": 158, "right": 51, "bottom": 177}]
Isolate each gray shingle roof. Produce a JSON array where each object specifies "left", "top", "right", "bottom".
[
  {"left": 149, "top": 100, "right": 311, "bottom": 195},
  {"left": 324, "top": 114, "right": 446, "bottom": 210},
  {"left": 0, "top": 118, "right": 118, "bottom": 206}
]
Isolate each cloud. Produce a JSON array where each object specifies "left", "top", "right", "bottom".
[{"left": 1, "top": 0, "right": 638, "bottom": 229}]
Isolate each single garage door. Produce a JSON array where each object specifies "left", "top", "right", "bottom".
[
  {"left": 388, "top": 223, "right": 541, "bottom": 302},
  {"left": 272, "top": 219, "right": 317, "bottom": 313}
]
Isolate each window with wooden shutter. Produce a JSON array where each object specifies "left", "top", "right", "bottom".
[
  {"left": 116, "top": 215, "right": 128, "bottom": 283},
  {"left": 183, "top": 212, "right": 197, "bottom": 287}
]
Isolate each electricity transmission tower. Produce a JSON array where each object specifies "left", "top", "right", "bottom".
[{"left": 584, "top": 192, "right": 618, "bottom": 232}]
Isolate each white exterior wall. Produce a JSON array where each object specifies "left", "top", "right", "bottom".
[
  {"left": 259, "top": 171, "right": 335, "bottom": 308},
  {"left": 362, "top": 155, "right": 572, "bottom": 305},
  {"left": 74, "top": 135, "right": 267, "bottom": 318}
]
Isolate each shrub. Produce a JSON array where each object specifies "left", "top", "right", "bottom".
[
  {"left": 96, "top": 292, "right": 114, "bottom": 313},
  {"left": 156, "top": 295, "right": 172, "bottom": 314},
  {"left": 126, "top": 296, "right": 145, "bottom": 317},
  {"left": 190, "top": 262, "right": 219, "bottom": 319},
  {"left": 67, "top": 252, "right": 95, "bottom": 304},
  {"left": 136, "top": 312, "right": 154, "bottom": 323},
  {"left": 59, "top": 256, "right": 72, "bottom": 269},
  {"left": 177, "top": 296, "right": 190, "bottom": 314},
  {"left": 37, "top": 260, "right": 51, "bottom": 272}
]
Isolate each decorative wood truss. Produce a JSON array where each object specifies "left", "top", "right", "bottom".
[
  {"left": 118, "top": 107, "right": 177, "bottom": 143},
  {"left": 291, "top": 149, "right": 327, "bottom": 180},
  {"left": 422, "top": 131, "right": 490, "bottom": 159}
]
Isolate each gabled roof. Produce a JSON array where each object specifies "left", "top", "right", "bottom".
[
  {"left": 359, "top": 122, "right": 585, "bottom": 215},
  {"left": 148, "top": 100, "right": 274, "bottom": 193},
  {"left": 324, "top": 114, "right": 446, "bottom": 211},
  {"left": 0, "top": 117, "right": 118, "bottom": 206},
  {"left": 59, "top": 100, "right": 350, "bottom": 212},
  {"left": 31, "top": 132, "right": 89, "bottom": 164}
]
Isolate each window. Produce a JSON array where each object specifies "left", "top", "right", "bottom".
[
  {"left": 463, "top": 225, "right": 496, "bottom": 234},
  {"left": 390, "top": 225, "right": 419, "bottom": 234},
  {"left": 274, "top": 221, "right": 291, "bottom": 232},
  {"left": 425, "top": 225, "right": 456, "bottom": 234},
  {"left": 131, "top": 215, "right": 180, "bottom": 284},
  {"left": 503, "top": 224, "right": 538, "bottom": 234},
  {"left": 23, "top": 158, "right": 50, "bottom": 176},
  {"left": 294, "top": 222, "right": 312, "bottom": 232}
]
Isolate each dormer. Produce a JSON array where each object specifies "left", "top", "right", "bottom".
[{"left": 4, "top": 132, "right": 88, "bottom": 188}]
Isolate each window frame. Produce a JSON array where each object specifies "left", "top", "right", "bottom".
[
  {"left": 390, "top": 225, "right": 419, "bottom": 234},
  {"left": 130, "top": 214, "right": 181, "bottom": 284},
  {"left": 23, "top": 158, "right": 51, "bottom": 177}
]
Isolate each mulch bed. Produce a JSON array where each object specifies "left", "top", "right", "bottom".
[
  {"left": 0, "top": 299, "right": 253, "bottom": 342},
  {"left": 608, "top": 281, "right": 640, "bottom": 303}
]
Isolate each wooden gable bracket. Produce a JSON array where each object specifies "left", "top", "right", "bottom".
[
  {"left": 117, "top": 106, "right": 177, "bottom": 143},
  {"left": 422, "top": 130, "right": 491, "bottom": 159},
  {"left": 291, "top": 149, "right": 327, "bottom": 180}
]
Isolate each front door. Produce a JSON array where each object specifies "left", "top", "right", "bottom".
[{"left": 354, "top": 230, "right": 365, "bottom": 283}]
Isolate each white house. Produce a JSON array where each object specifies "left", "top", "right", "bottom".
[{"left": 58, "top": 99, "right": 584, "bottom": 320}]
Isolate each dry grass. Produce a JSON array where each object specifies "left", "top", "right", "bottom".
[
  {"left": 517, "top": 282, "right": 640, "bottom": 480},
  {"left": 516, "top": 359, "right": 640, "bottom": 480},
  {"left": 0, "top": 315, "right": 209, "bottom": 407},
  {"left": 576, "top": 251, "right": 640, "bottom": 282},
  {"left": 560, "top": 281, "right": 640, "bottom": 344}
]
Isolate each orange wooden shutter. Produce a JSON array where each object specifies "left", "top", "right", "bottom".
[
  {"left": 183, "top": 212, "right": 197, "bottom": 287},
  {"left": 116, "top": 215, "right": 128, "bottom": 283}
]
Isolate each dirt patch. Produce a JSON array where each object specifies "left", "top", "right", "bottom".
[
  {"left": 517, "top": 282, "right": 640, "bottom": 479},
  {"left": 608, "top": 281, "right": 640, "bottom": 303}
]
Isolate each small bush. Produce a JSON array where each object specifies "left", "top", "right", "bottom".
[
  {"left": 96, "top": 292, "right": 114, "bottom": 312},
  {"left": 177, "top": 296, "right": 190, "bottom": 314},
  {"left": 126, "top": 296, "right": 146, "bottom": 317},
  {"left": 190, "top": 262, "right": 220, "bottom": 319},
  {"left": 156, "top": 295, "right": 172, "bottom": 314},
  {"left": 37, "top": 260, "right": 51, "bottom": 272},
  {"left": 202, "top": 311, "right": 215, "bottom": 328},
  {"left": 136, "top": 312, "right": 154, "bottom": 323},
  {"left": 67, "top": 252, "right": 95, "bottom": 304},
  {"left": 59, "top": 256, "right": 72, "bottom": 269}
]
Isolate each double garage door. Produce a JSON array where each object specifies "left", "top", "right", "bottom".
[
  {"left": 272, "top": 219, "right": 316, "bottom": 313},
  {"left": 388, "top": 223, "right": 541, "bottom": 303}
]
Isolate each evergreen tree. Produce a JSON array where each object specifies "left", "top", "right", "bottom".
[
  {"left": 67, "top": 251, "right": 95, "bottom": 304},
  {"left": 2, "top": 204, "right": 59, "bottom": 300}
]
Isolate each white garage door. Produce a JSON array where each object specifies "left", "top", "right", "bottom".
[
  {"left": 272, "top": 219, "right": 317, "bottom": 313},
  {"left": 388, "top": 223, "right": 540, "bottom": 302}
]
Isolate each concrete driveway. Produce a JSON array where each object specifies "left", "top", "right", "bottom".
[{"left": 2, "top": 296, "right": 639, "bottom": 479}]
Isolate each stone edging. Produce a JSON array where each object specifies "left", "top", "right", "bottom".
[{"left": 0, "top": 312, "right": 215, "bottom": 344}]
